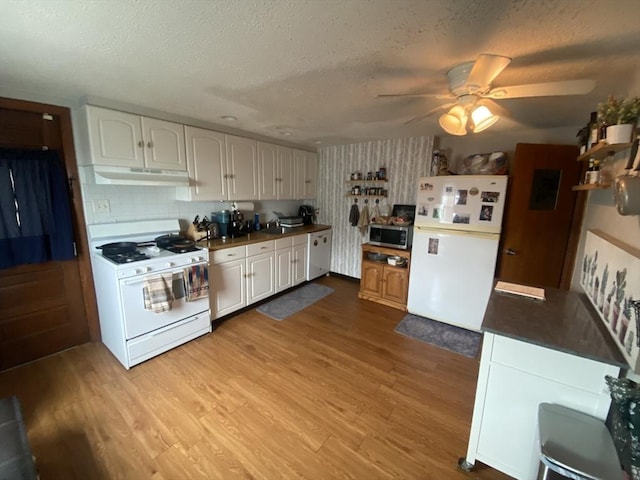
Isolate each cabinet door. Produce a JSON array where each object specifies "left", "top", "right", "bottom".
[
  {"left": 257, "top": 141, "right": 278, "bottom": 200},
  {"left": 178, "top": 126, "right": 228, "bottom": 201},
  {"left": 246, "top": 252, "right": 275, "bottom": 305},
  {"left": 86, "top": 106, "right": 144, "bottom": 167},
  {"left": 141, "top": 117, "right": 186, "bottom": 171},
  {"left": 210, "top": 259, "right": 246, "bottom": 319},
  {"left": 277, "top": 146, "right": 294, "bottom": 199},
  {"left": 304, "top": 151, "right": 318, "bottom": 198},
  {"left": 226, "top": 134, "right": 258, "bottom": 200},
  {"left": 360, "top": 262, "right": 384, "bottom": 296},
  {"left": 382, "top": 268, "right": 409, "bottom": 304},
  {"left": 292, "top": 243, "right": 307, "bottom": 286},
  {"left": 275, "top": 247, "right": 293, "bottom": 293},
  {"left": 293, "top": 149, "right": 307, "bottom": 199}
]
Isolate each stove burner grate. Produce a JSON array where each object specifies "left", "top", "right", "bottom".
[
  {"left": 104, "top": 251, "right": 150, "bottom": 264},
  {"left": 164, "top": 245, "right": 200, "bottom": 254}
]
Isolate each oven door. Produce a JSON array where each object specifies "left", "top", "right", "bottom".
[{"left": 119, "top": 264, "right": 209, "bottom": 339}]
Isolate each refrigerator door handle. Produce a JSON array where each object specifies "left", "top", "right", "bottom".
[{"left": 415, "top": 226, "right": 499, "bottom": 241}]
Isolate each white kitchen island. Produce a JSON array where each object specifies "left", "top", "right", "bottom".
[{"left": 462, "top": 284, "right": 627, "bottom": 480}]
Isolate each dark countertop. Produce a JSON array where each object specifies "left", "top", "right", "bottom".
[
  {"left": 199, "top": 224, "right": 331, "bottom": 251},
  {"left": 482, "top": 282, "right": 627, "bottom": 368}
]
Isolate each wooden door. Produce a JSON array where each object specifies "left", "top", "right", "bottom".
[
  {"left": 85, "top": 106, "right": 144, "bottom": 167},
  {"left": 360, "top": 262, "right": 384, "bottom": 297},
  {"left": 0, "top": 99, "right": 98, "bottom": 370},
  {"left": 496, "top": 143, "right": 582, "bottom": 288},
  {"left": 382, "top": 267, "right": 409, "bottom": 304},
  {"left": 178, "top": 126, "right": 227, "bottom": 201},
  {"left": 141, "top": 117, "right": 186, "bottom": 171}
]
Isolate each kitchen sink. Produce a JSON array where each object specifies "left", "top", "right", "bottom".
[{"left": 264, "top": 226, "right": 288, "bottom": 235}]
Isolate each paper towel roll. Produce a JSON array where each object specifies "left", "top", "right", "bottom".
[{"left": 232, "top": 202, "right": 255, "bottom": 211}]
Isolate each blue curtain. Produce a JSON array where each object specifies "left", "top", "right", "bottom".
[{"left": 0, "top": 148, "right": 75, "bottom": 269}]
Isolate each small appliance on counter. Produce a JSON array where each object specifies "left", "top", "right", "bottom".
[
  {"left": 368, "top": 204, "right": 416, "bottom": 250},
  {"left": 298, "top": 205, "right": 316, "bottom": 225}
]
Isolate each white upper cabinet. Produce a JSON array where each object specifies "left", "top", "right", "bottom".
[
  {"left": 258, "top": 143, "right": 294, "bottom": 200},
  {"left": 226, "top": 134, "right": 258, "bottom": 200},
  {"left": 176, "top": 126, "right": 227, "bottom": 201},
  {"left": 82, "top": 106, "right": 186, "bottom": 171},
  {"left": 141, "top": 117, "right": 186, "bottom": 171},
  {"left": 278, "top": 146, "right": 294, "bottom": 199},
  {"left": 294, "top": 149, "right": 318, "bottom": 199},
  {"left": 257, "top": 141, "right": 278, "bottom": 200}
]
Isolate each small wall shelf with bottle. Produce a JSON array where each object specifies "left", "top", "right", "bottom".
[
  {"left": 572, "top": 183, "right": 611, "bottom": 191},
  {"left": 577, "top": 142, "right": 632, "bottom": 162}
]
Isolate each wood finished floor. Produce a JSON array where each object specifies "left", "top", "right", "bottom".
[{"left": 0, "top": 276, "right": 511, "bottom": 479}]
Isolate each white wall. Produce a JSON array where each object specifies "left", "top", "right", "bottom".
[{"left": 317, "top": 136, "right": 433, "bottom": 278}]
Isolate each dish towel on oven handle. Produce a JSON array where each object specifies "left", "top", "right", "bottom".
[
  {"left": 183, "top": 264, "right": 209, "bottom": 301},
  {"left": 143, "top": 273, "right": 175, "bottom": 313}
]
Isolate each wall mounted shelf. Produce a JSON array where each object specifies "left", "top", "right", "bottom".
[
  {"left": 572, "top": 183, "right": 611, "bottom": 191},
  {"left": 577, "top": 142, "right": 632, "bottom": 162}
]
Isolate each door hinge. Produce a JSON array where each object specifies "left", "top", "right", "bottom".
[
  {"left": 73, "top": 242, "right": 78, "bottom": 256},
  {"left": 43, "top": 113, "right": 53, "bottom": 121}
]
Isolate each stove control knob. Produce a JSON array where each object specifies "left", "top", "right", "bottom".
[
  {"left": 166, "top": 262, "right": 175, "bottom": 268},
  {"left": 135, "top": 269, "right": 142, "bottom": 275}
]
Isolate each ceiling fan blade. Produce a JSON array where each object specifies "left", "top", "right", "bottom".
[
  {"left": 376, "top": 92, "right": 453, "bottom": 99},
  {"left": 484, "top": 79, "right": 596, "bottom": 99},
  {"left": 404, "top": 102, "right": 456, "bottom": 125},
  {"left": 465, "top": 54, "right": 512, "bottom": 93}
]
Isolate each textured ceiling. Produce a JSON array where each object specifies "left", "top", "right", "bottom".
[{"left": 1, "top": 0, "right": 639, "bottom": 147}]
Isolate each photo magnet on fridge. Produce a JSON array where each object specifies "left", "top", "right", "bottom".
[
  {"left": 480, "top": 205, "right": 494, "bottom": 221},
  {"left": 428, "top": 238, "right": 439, "bottom": 255}
]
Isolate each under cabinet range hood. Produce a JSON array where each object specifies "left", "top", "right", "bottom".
[{"left": 80, "top": 165, "right": 190, "bottom": 186}]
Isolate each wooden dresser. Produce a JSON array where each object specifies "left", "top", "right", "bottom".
[{"left": 358, "top": 244, "right": 411, "bottom": 311}]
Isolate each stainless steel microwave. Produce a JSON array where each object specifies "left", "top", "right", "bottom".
[{"left": 368, "top": 224, "right": 413, "bottom": 250}]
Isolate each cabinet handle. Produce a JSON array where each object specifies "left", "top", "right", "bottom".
[
  {"left": 323, "top": 237, "right": 327, "bottom": 243},
  {"left": 137, "top": 140, "right": 144, "bottom": 148},
  {"left": 147, "top": 141, "right": 153, "bottom": 148}
]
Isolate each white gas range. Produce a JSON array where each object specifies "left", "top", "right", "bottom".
[{"left": 88, "top": 219, "right": 211, "bottom": 369}]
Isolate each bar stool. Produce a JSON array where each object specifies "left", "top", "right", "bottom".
[{"left": 537, "top": 403, "right": 622, "bottom": 480}]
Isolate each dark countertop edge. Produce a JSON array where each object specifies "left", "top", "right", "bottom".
[
  {"left": 482, "top": 326, "right": 628, "bottom": 369},
  {"left": 199, "top": 224, "right": 331, "bottom": 251},
  {"left": 481, "top": 286, "right": 628, "bottom": 370}
]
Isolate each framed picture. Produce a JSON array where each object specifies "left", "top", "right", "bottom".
[{"left": 581, "top": 230, "right": 640, "bottom": 373}]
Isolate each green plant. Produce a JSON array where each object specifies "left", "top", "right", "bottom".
[
  {"left": 597, "top": 95, "right": 640, "bottom": 125},
  {"left": 615, "top": 268, "right": 627, "bottom": 306},
  {"left": 623, "top": 297, "right": 632, "bottom": 318}
]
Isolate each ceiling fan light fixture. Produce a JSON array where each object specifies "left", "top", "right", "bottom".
[
  {"left": 439, "top": 105, "right": 468, "bottom": 135},
  {"left": 470, "top": 105, "right": 499, "bottom": 133}
]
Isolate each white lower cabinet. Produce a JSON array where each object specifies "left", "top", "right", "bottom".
[
  {"left": 292, "top": 235, "right": 308, "bottom": 285},
  {"left": 210, "top": 233, "right": 316, "bottom": 319},
  {"left": 210, "top": 241, "right": 275, "bottom": 319},
  {"left": 464, "top": 333, "right": 619, "bottom": 480}
]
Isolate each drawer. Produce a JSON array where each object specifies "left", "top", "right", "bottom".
[
  {"left": 489, "top": 334, "right": 618, "bottom": 393},
  {"left": 275, "top": 237, "right": 293, "bottom": 249},
  {"left": 127, "top": 312, "right": 211, "bottom": 367},
  {"left": 293, "top": 233, "right": 308, "bottom": 246},
  {"left": 247, "top": 240, "right": 274, "bottom": 256},
  {"left": 210, "top": 245, "right": 246, "bottom": 265}
]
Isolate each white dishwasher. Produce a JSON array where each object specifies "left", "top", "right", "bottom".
[{"left": 307, "top": 229, "right": 332, "bottom": 280}]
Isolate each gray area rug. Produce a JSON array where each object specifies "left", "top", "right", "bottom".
[
  {"left": 256, "top": 283, "right": 335, "bottom": 321},
  {"left": 394, "top": 314, "right": 482, "bottom": 358}
]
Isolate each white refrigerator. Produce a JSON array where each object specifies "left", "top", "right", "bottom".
[{"left": 407, "top": 175, "right": 508, "bottom": 331}]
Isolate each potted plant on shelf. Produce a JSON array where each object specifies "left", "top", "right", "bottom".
[{"left": 597, "top": 95, "right": 640, "bottom": 144}]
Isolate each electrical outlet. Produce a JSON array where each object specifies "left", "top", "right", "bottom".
[{"left": 93, "top": 199, "right": 111, "bottom": 213}]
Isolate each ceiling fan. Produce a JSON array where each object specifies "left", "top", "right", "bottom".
[{"left": 378, "top": 53, "right": 596, "bottom": 135}]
